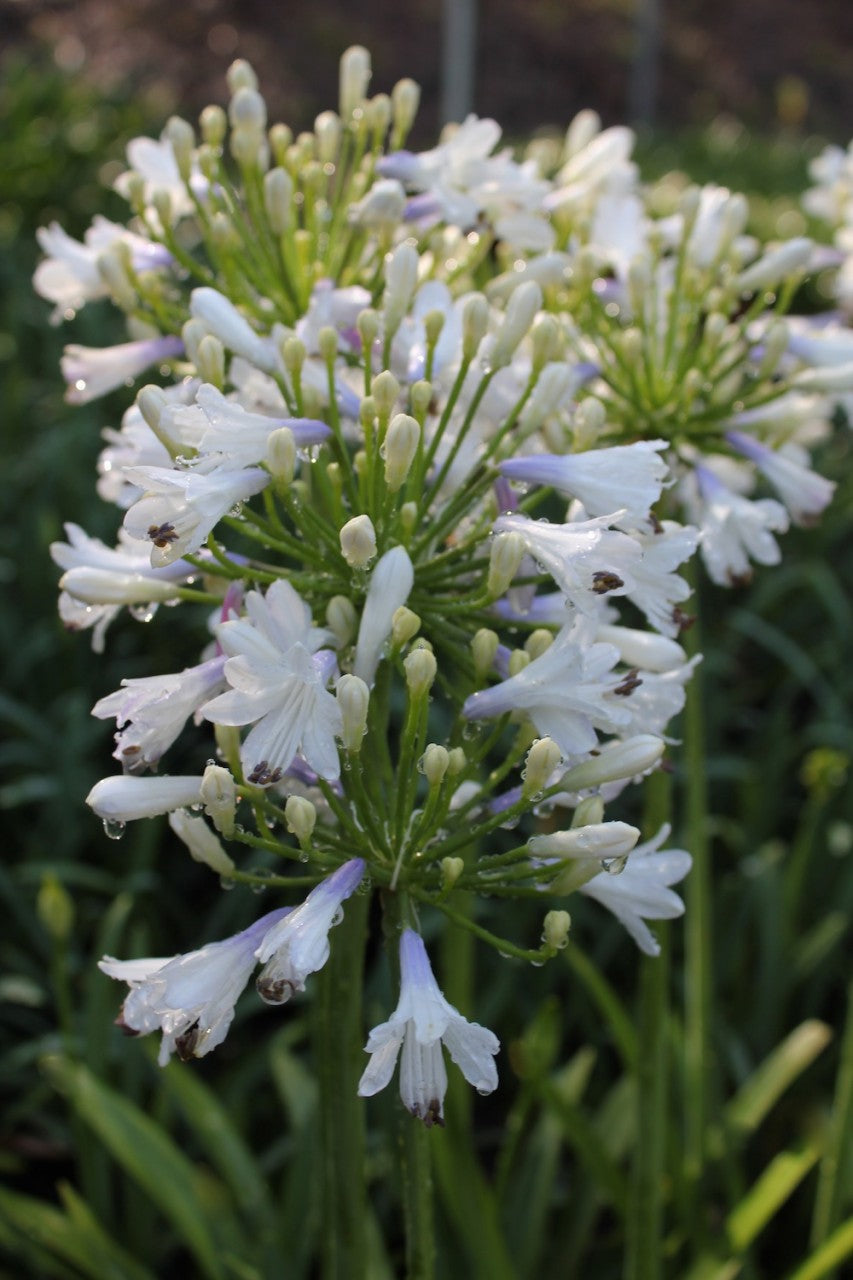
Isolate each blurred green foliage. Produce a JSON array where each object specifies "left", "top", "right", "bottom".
[{"left": 1, "top": 48, "right": 851, "bottom": 1280}]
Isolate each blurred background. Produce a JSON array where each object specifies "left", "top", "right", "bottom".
[{"left": 0, "top": 4, "right": 851, "bottom": 1278}]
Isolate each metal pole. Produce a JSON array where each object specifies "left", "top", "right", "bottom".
[{"left": 441, "top": 0, "right": 478, "bottom": 125}]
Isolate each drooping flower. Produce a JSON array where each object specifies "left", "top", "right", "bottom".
[
  {"left": 577, "top": 824, "right": 692, "bottom": 956},
  {"left": 34, "top": 216, "right": 172, "bottom": 320},
  {"left": 725, "top": 430, "right": 836, "bottom": 526},
  {"left": 99, "top": 907, "right": 290, "bottom": 1065},
  {"left": 254, "top": 859, "right": 366, "bottom": 1003},
  {"left": 499, "top": 440, "right": 670, "bottom": 522},
  {"left": 61, "top": 335, "right": 184, "bottom": 404},
  {"left": 202, "top": 578, "right": 342, "bottom": 783},
  {"left": 357, "top": 929, "right": 500, "bottom": 1126}
]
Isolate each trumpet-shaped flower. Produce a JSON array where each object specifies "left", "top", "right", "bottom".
[
  {"left": 61, "top": 335, "right": 183, "bottom": 405},
  {"left": 202, "top": 579, "right": 342, "bottom": 783},
  {"left": 358, "top": 929, "right": 499, "bottom": 1126},
  {"left": 254, "top": 859, "right": 366, "bottom": 1003},
  {"left": 35, "top": 216, "right": 172, "bottom": 320},
  {"left": 500, "top": 440, "right": 669, "bottom": 522},
  {"left": 578, "top": 824, "right": 692, "bottom": 956},
  {"left": 463, "top": 616, "right": 630, "bottom": 755},
  {"left": 99, "top": 907, "right": 290, "bottom": 1065}
]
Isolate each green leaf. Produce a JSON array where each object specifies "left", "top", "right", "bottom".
[
  {"left": 725, "top": 1020, "right": 833, "bottom": 1135},
  {"left": 0, "top": 1184, "right": 152, "bottom": 1280},
  {"left": 727, "top": 1143, "right": 821, "bottom": 1251},
  {"left": 42, "top": 1055, "right": 230, "bottom": 1280},
  {"left": 787, "top": 1216, "right": 853, "bottom": 1280}
]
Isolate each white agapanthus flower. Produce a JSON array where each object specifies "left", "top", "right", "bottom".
[
  {"left": 202, "top": 578, "right": 342, "bottom": 784},
  {"left": 254, "top": 859, "right": 366, "bottom": 1003},
  {"left": 61, "top": 335, "right": 183, "bottom": 405},
  {"left": 175, "top": 383, "right": 332, "bottom": 469},
  {"left": 86, "top": 774, "right": 206, "bottom": 822},
  {"left": 34, "top": 216, "right": 172, "bottom": 320},
  {"left": 578, "top": 824, "right": 692, "bottom": 956},
  {"left": 358, "top": 928, "right": 500, "bottom": 1126},
  {"left": 92, "top": 656, "right": 228, "bottom": 772},
  {"left": 114, "top": 132, "right": 205, "bottom": 220},
  {"left": 500, "top": 440, "right": 670, "bottom": 522},
  {"left": 122, "top": 459, "right": 269, "bottom": 567},
  {"left": 691, "top": 464, "right": 789, "bottom": 586},
  {"left": 99, "top": 907, "right": 290, "bottom": 1065},
  {"left": 725, "top": 431, "right": 836, "bottom": 526},
  {"left": 463, "top": 615, "right": 631, "bottom": 755}
]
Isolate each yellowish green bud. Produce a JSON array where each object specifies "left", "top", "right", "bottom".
[
  {"left": 525, "top": 629, "right": 554, "bottom": 661},
  {"left": 200, "top": 764, "right": 237, "bottom": 837},
  {"left": 318, "top": 325, "right": 339, "bottom": 364},
  {"left": 490, "top": 280, "right": 542, "bottom": 368},
  {"left": 164, "top": 115, "right": 195, "bottom": 181},
  {"left": 281, "top": 334, "right": 306, "bottom": 375},
  {"left": 372, "top": 369, "right": 400, "bottom": 417},
  {"left": 264, "top": 167, "right": 293, "bottom": 234},
  {"left": 572, "top": 794, "right": 605, "bottom": 828},
  {"left": 560, "top": 735, "right": 665, "bottom": 792},
  {"left": 441, "top": 856, "right": 465, "bottom": 890},
  {"left": 447, "top": 747, "right": 466, "bottom": 776},
  {"left": 422, "top": 743, "right": 450, "bottom": 786},
  {"left": 543, "top": 909, "right": 571, "bottom": 951},
  {"left": 200, "top": 104, "right": 226, "bottom": 147},
  {"left": 391, "top": 605, "right": 421, "bottom": 647},
  {"left": 508, "top": 649, "right": 531, "bottom": 677},
  {"left": 472, "top": 628, "right": 499, "bottom": 681},
  {"left": 357, "top": 308, "right": 380, "bottom": 352},
  {"left": 399, "top": 501, "right": 418, "bottom": 535},
  {"left": 339, "top": 45, "right": 372, "bottom": 118},
  {"left": 531, "top": 314, "right": 560, "bottom": 371},
  {"left": 197, "top": 334, "right": 225, "bottom": 389},
  {"left": 523, "top": 737, "right": 563, "bottom": 798},
  {"left": 169, "top": 810, "right": 235, "bottom": 876},
  {"left": 384, "top": 413, "right": 420, "bottom": 491},
  {"left": 410, "top": 380, "right": 432, "bottom": 419},
  {"left": 462, "top": 293, "right": 489, "bottom": 360},
  {"left": 227, "top": 59, "right": 258, "bottom": 93},
  {"left": 152, "top": 188, "right": 172, "bottom": 228},
  {"left": 285, "top": 795, "right": 317, "bottom": 844},
  {"left": 269, "top": 122, "right": 292, "bottom": 165},
  {"left": 488, "top": 531, "right": 525, "bottom": 597},
  {"left": 97, "top": 249, "right": 136, "bottom": 311},
  {"left": 366, "top": 93, "right": 391, "bottom": 134},
  {"left": 391, "top": 78, "right": 421, "bottom": 140},
  {"left": 314, "top": 110, "right": 342, "bottom": 163},
  {"left": 404, "top": 647, "right": 437, "bottom": 696},
  {"left": 327, "top": 595, "right": 358, "bottom": 647},
  {"left": 267, "top": 426, "right": 296, "bottom": 484}
]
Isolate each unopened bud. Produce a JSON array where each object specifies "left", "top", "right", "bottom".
[
  {"left": 314, "top": 110, "right": 342, "bottom": 163},
  {"left": 391, "top": 605, "right": 420, "bottom": 647},
  {"left": 508, "top": 649, "right": 531, "bottom": 677},
  {"left": 227, "top": 59, "right": 258, "bottom": 94},
  {"left": 490, "top": 281, "right": 542, "bottom": 368},
  {"left": 229, "top": 86, "right": 267, "bottom": 132},
  {"left": 530, "top": 820, "right": 639, "bottom": 861},
  {"left": 383, "top": 243, "right": 419, "bottom": 337},
  {"left": 200, "top": 104, "right": 226, "bottom": 147},
  {"left": 572, "top": 794, "right": 605, "bottom": 827},
  {"left": 525, "top": 629, "right": 554, "bottom": 662},
  {"left": 165, "top": 116, "right": 195, "bottom": 181},
  {"left": 384, "top": 413, "right": 420, "bottom": 490},
  {"left": 318, "top": 325, "right": 339, "bottom": 364},
  {"left": 97, "top": 249, "right": 136, "bottom": 311},
  {"left": 472, "top": 628, "right": 499, "bottom": 681},
  {"left": 264, "top": 167, "right": 293, "bottom": 234},
  {"left": 269, "top": 122, "right": 292, "bottom": 166},
  {"left": 441, "top": 856, "right": 465, "bottom": 890},
  {"left": 531, "top": 314, "right": 560, "bottom": 371},
  {"left": 399, "top": 501, "right": 418, "bottom": 534},
  {"left": 422, "top": 743, "right": 449, "bottom": 787},
  {"left": 366, "top": 94, "right": 391, "bottom": 134},
  {"left": 543, "top": 909, "right": 571, "bottom": 951},
  {"left": 575, "top": 397, "right": 606, "bottom": 436},
  {"left": 404, "top": 647, "right": 437, "bottom": 696},
  {"left": 326, "top": 595, "right": 357, "bottom": 647},
  {"left": 267, "top": 427, "right": 296, "bottom": 484},
  {"left": 340, "top": 514, "right": 377, "bottom": 567},
  {"left": 281, "top": 334, "right": 306, "bottom": 375},
  {"left": 391, "top": 78, "right": 421, "bottom": 142},
  {"left": 410, "top": 380, "right": 433, "bottom": 419},
  {"left": 197, "top": 334, "right": 225, "bottom": 389},
  {"left": 357, "top": 308, "right": 380, "bottom": 352},
  {"left": 488, "top": 531, "right": 525, "bottom": 597},
  {"left": 152, "top": 188, "right": 172, "bottom": 228},
  {"left": 200, "top": 764, "right": 237, "bottom": 837},
  {"left": 523, "top": 737, "right": 563, "bottom": 798},
  {"left": 340, "top": 45, "right": 372, "bottom": 119},
  {"left": 372, "top": 369, "right": 400, "bottom": 417},
  {"left": 337, "top": 673, "right": 370, "bottom": 751},
  {"left": 462, "top": 294, "right": 490, "bottom": 360},
  {"left": 37, "top": 874, "right": 74, "bottom": 943},
  {"left": 285, "top": 795, "right": 317, "bottom": 845},
  {"left": 447, "top": 747, "right": 466, "bottom": 776},
  {"left": 169, "top": 810, "right": 235, "bottom": 876},
  {"left": 735, "top": 237, "right": 812, "bottom": 294}
]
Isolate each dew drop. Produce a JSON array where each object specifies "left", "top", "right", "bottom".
[
  {"left": 129, "top": 605, "right": 157, "bottom": 623},
  {"left": 102, "top": 818, "right": 126, "bottom": 840},
  {"left": 602, "top": 854, "right": 629, "bottom": 876},
  {"left": 219, "top": 875, "right": 236, "bottom": 891}
]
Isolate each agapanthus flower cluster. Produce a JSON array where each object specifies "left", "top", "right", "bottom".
[{"left": 41, "top": 48, "right": 839, "bottom": 1124}]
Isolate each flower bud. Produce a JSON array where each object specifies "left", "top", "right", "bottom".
[
  {"left": 735, "top": 237, "right": 812, "bottom": 294},
  {"left": 285, "top": 795, "right": 317, "bottom": 845},
  {"left": 531, "top": 314, "right": 560, "bottom": 371},
  {"left": 340, "top": 514, "right": 377, "bottom": 567},
  {"left": 229, "top": 86, "right": 267, "bottom": 132},
  {"left": 97, "top": 249, "right": 136, "bottom": 311},
  {"left": 523, "top": 737, "right": 563, "bottom": 799},
  {"left": 488, "top": 531, "right": 525, "bottom": 597},
  {"left": 281, "top": 334, "right": 306, "bottom": 375},
  {"left": 372, "top": 369, "right": 400, "bottom": 417},
  {"left": 350, "top": 178, "right": 405, "bottom": 229},
  {"left": 391, "top": 605, "right": 420, "bottom": 647},
  {"left": 327, "top": 595, "right": 358, "bottom": 647},
  {"left": 357, "top": 308, "right": 380, "bottom": 353},
  {"left": 87, "top": 775, "right": 204, "bottom": 822},
  {"left": 573, "top": 794, "right": 604, "bottom": 827},
  {"left": 227, "top": 59, "right": 259, "bottom": 94},
  {"left": 530, "top": 821, "right": 640, "bottom": 861},
  {"left": 384, "top": 413, "right": 420, "bottom": 491},
  {"left": 314, "top": 110, "right": 342, "bottom": 163},
  {"left": 264, "top": 167, "right": 293, "bottom": 234},
  {"left": 269, "top": 122, "right": 292, "bottom": 165},
  {"left": 462, "top": 294, "right": 489, "bottom": 360},
  {"left": 424, "top": 309, "right": 446, "bottom": 349},
  {"left": 399, "top": 501, "right": 418, "bottom": 535},
  {"left": 542, "top": 909, "right": 571, "bottom": 951},
  {"left": 490, "top": 281, "right": 542, "bottom": 368},
  {"left": 337, "top": 674, "right": 370, "bottom": 751},
  {"left": 200, "top": 764, "right": 237, "bottom": 837},
  {"left": 152, "top": 188, "right": 172, "bottom": 228},
  {"left": 508, "top": 649, "right": 531, "bottom": 677},
  {"left": 391, "top": 77, "right": 421, "bottom": 140},
  {"left": 267, "top": 426, "right": 296, "bottom": 484},
  {"left": 164, "top": 116, "right": 195, "bottom": 181},
  {"left": 37, "top": 875, "right": 74, "bottom": 943},
  {"left": 340, "top": 45, "right": 372, "bottom": 119},
  {"left": 197, "top": 334, "right": 225, "bottom": 389},
  {"left": 60, "top": 569, "right": 181, "bottom": 606},
  {"left": 441, "top": 856, "right": 465, "bottom": 891},
  {"left": 318, "top": 325, "right": 339, "bottom": 364},
  {"left": 410, "top": 380, "right": 433, "bottom": 420},
  {"left": 422, "top": 744, "right": 449, "bottom": 787},
  {"left": 447, "top": 747, "right": 466, "bottom": 776},
  {"left": 472, "top": 628, "right": 499, "bottom": 681},
  {"left": 366, "top": 94, "right": 392, "bottom": 134},
  {"left": 200, "top": 104, "right": 226, "bottom": 147},
  {"left": 404, "top": 647, "right": 437, "bottom": 696},
  {"left": 525, "top": 629, "right": 554, "bottom": 661},
  {"left": 169, "top": 809, "right": 235, "bottom": 875},
  {"left": 382, "top": 243, "right": 419, "bottom": 338}
]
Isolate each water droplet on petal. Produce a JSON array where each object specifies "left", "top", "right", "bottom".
[{"left": 102, "top": 818, "right": 126, "bottom": 840}]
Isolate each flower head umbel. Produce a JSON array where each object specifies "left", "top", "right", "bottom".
[{"left": 358, "top": 929, "right": 500, "bottom": 1126}]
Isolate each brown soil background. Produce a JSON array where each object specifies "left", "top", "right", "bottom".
[{"left": 1, "top": 0, "right": 852, "bottom": 142}]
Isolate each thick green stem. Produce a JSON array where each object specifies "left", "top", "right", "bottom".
[
  {"left": 683, "top": 579, "right": 713, "bottom": 1225},
  {"left": 625, "top": 770, "right": 672, "bottom": 1280},
  {"left": 313, "top": 890, "right": 370, "bottom": 1280}
]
